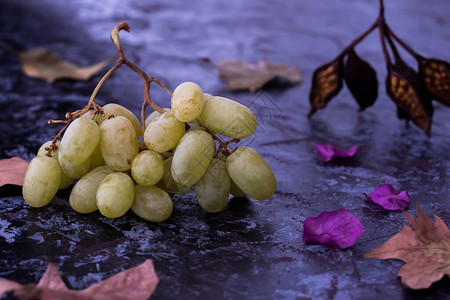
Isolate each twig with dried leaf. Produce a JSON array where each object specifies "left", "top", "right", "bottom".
[{"left": 308, "top": 0, "right": 450, "bottom": 135}]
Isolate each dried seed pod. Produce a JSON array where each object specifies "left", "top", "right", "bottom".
[
  {"left": 308, "top": 57, "right": 343, "bottom": 117},
  {"left": 386, "top": 64, "right": 433, "bottom": 134},
  {"left": 343, "top": 48, "right": 378, "bottom": 111},
  {"left": 418, "top": 58, "right": 450, "bottom": 106}
]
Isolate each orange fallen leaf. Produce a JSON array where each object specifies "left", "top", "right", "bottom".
[
  {"left": 0, "top": 157, "right": 29, "bottom": 187},
  {"left": 215, "top": 59, "right": 301, "bottom": 92},
  {"left": 0, "top": 260, "right": 159, "bottom": 300},
  {"left": 19, "top": 49, "right": 109, "bottom": 83},
  {"left": 365, "top": 204, "right": 450, "bottom": 289}
]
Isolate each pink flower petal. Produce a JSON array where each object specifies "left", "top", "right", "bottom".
[
  {"left": 364, "top": 184, "right": 410, "bottom": 211},
  {"left": 315, "top": 144, "right": 360, "bottom": 162},
  {"left": 302, "top": 209, "right": 365, "bottom": 248}
]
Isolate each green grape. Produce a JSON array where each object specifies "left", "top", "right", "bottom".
[
  {"left": 226, "top": 147, "right": 276, "bottom": 200},
  {"left": 58, "top": 172, "right": 74, "bottom": 189},
  {"left": 22, "top": 156, "right": 61, "bottom": 207},
  {"left": 145, "top": 108, "right": 171, "bottom": 127},
  {"left": 230, "top": 179, "right": 246, "bottom": 198},
  {"left": 58, "top": 158, "right": 90, "bottom": 179},
  {"left": 171, "top": 130, "right": 215, "bottom": 186},
  {"left": 96, "top": 172, "right": 135, "bottom": 218},
  {"left": 144, "top": 111, "right": 185, "bottom": 153},
  {"left": 103, "top": 103, "right": 143, "bottom": 138},
  {"left": 171, "top": 82, "right": 205, "bottom": 122},
  {"left": 70, "top": 166, "right": 113, "bottom": 213},
  {"left": 194, "top": 158, "right": 230, "bottom": 213},
  {"left": 159, "top": 156, "right": 191, "bottom": 194},
  {"left": 99, "top": 116, "right": 138, "bottom": 171},
  {"left": 37, "top": 140, "right": 60, "bottom": 159},
  {"left": 38, "top": 140, "right": 86, "bottom": 179},
  {"left": 131, "top": 185, "right": 173, "bottom": 222},
  {"left": 59, "top": 118, "right": 100, "bottom": 165},
  {"left": 131, "top": 150, "right": 164, "bottom": 186},
  {"left": 88, "top": 141, "right": 104, "bottom": 170},
  {"left": 197, "top": 96, "right": 257, "bottom": 139},
  {"left": 80, "top": 110, "right": 107, "bottom": 125},
  {"left": 36, "top": 140, "right": 74, "bottom": 188}
]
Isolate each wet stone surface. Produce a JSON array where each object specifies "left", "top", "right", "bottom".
[{"left": 1, "top": 0, "right": 450, "bottom": 299}]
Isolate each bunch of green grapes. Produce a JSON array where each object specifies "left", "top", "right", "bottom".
[{"left": 22, "top": 82, "right": 276, "bottom": 222}]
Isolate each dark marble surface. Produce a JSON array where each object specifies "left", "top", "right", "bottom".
[{"left": 1, "top": 0, "right": 450, "bottom": 299}]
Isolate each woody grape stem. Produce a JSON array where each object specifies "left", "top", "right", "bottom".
[
  {"left": 195, "top": 119, "right": 236, "bottom": 155},
  {"left": 111, "top": 21, "right": 169, "bottom": 133},
  {"left": 47, "top": 21, "right": 173, "bottom": 155}
]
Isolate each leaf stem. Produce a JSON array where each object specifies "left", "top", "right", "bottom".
[
  {"left": 384, "top": 25, "right": 402, "bottom": 64},
  {"left": 385, "top": 24, "right": 423, "bottom": 61},
  {"left": 339, "top": 22, "right": 377, "bottom": 57},
  {"left": 377, "top": 18, "right": 392, "bottom": 67},
  {"left": 379, "top": 0, "right": 384, "bottom": 17}
]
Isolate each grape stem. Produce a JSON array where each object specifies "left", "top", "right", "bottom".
[
  {"left": 46, "top": 63, "right": 122, "bottom": 156},
  {"left": 47, "top": 21, "right": 172, "bottom": 156},
  {"left": 194, "top": 119, "right": 237, "bottom": 155},
  {"left": 47, "top": 21, "right": 240, "bottom": 157},
  {"left": 111, "top": 21, "right": 169, "bottom": 133}
]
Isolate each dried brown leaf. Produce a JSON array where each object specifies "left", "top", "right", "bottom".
[
  {"left": 217, "top": 59, "right": 301, "bottom": 92},
  {"left": 0, "top": 279, "right": 22, "bottom": 296},
  {"left": 0, "top": 260, "right": 159, "bottom": 300},
  {"left": 365, "top": 204, "right": 450, "bottom": 289},
  {"left": 419, "top": 58, "right": 450, "bottom": 106},
  {"left": 0, "top": 157, "right": 29, "bottom": 187},
  {"left": 386, "top": 64, "right": 433, "bottom": 135},
  {"left": 19, "top": 49, "right": 109, "bottom": 83},
  {"left": 343, "top": 48, "right": 378, "bottom": 111},
  {"left": 308, "top": 57, "right": 343, "bottom": 117}
]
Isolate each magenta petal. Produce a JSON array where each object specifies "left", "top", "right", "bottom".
[
  {"left": 316, "top": 144, "right": 360, "bottom": 162},
  {"left": 302, "top": 209, "right": 365, "bottom": 249},
  {"left": 364, "top": 184, "right": 410, "bottom": 211}
]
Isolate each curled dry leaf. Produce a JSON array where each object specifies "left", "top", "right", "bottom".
[
  {"left": 365, "top": 204, "right": 450, "bottom": 289},
  {"left": 386, "top": 65, "right": 433, "bottom": 134},
  {"left": 384, "top": 37, "right": 434, "bottom": 134},
  {"left": 215, "top": 58, "right": 301, "bottom": 92},
  {"left": 0, "top": 260, "right": 159, "bottom": 300},
  {"left": 364, "top": 184, "right": 410, "bottom": 211},
  {"left": 0, "top": 157, "right": 29, "bottom": 187},
  {"left": 19, "top": 48, "right": 109, "bottom": 83},
  {"left": 315, "top": 144, "right": 360, "bottom": 163},
  {"left": 343, "top": 48, "right": 378, "bottom": 111},
  {"left": 308, "top": 57, "right": 343, "bottom": 117},
  {"left": 302, "top": 208, "right": 365, "bottom": 249},
  {"left": 418, "top": 58, "right": 450, "bottom": 106}
]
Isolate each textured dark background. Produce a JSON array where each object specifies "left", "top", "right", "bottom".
[{"left": 1, "top": 0, "right": 449, "bottom": 299}]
